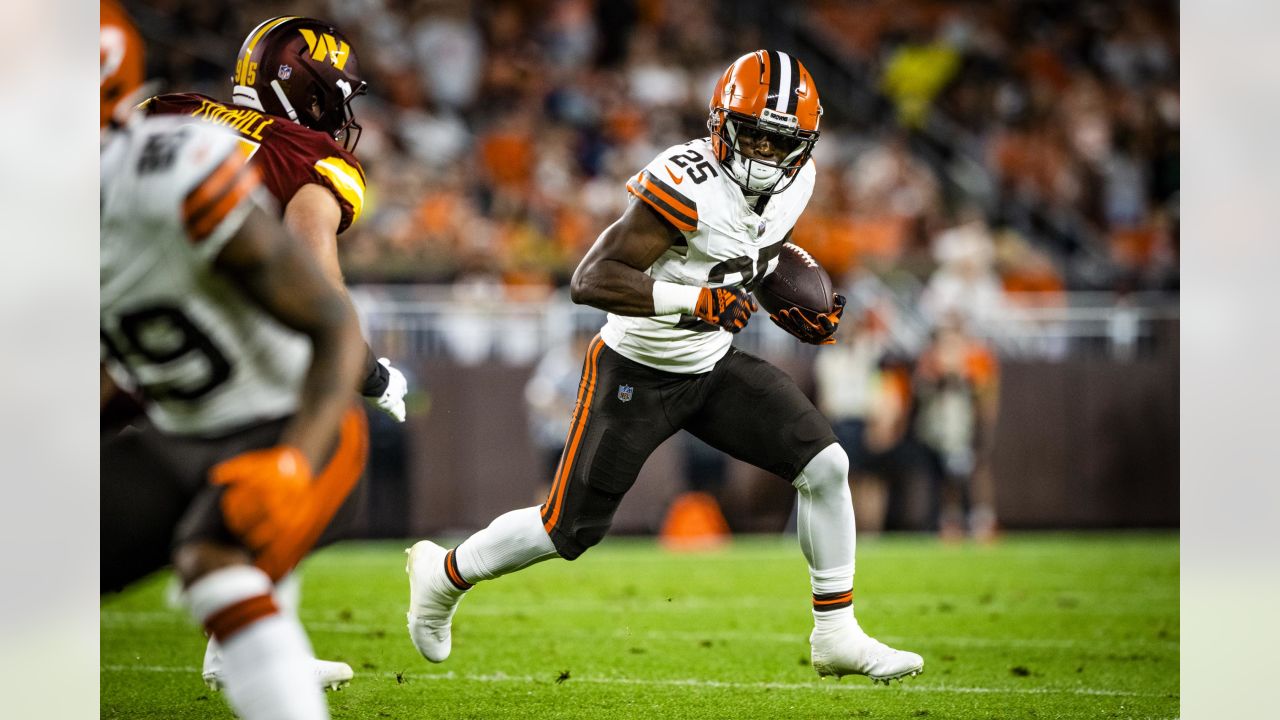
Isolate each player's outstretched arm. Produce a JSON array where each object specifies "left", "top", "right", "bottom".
[{"left": 214, "top": 204, "right": 366, "bottom": 469}]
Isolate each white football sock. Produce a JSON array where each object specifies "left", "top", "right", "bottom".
[
  {"left": 792, "top": 443, "right": 858, "bottom": 632},
  {"left": 185, "top": 565, "right": 327, "bottom": 720},
  {"left": 276, "top": 571, "right": 302, "bottom": 615},
  {"left": 203, "top": 571, "right": 305, "bottom": 672},
  {"left": 454, "top": 506, "right": 559, "bottom": 583}
]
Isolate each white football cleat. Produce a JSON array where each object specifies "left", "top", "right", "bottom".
[
  {"left": 202, "top": 655, "right": 354, "bottom": 691},
  {"left": 810, "top": 625, "right": 924, "bottom": 684},
  {"left": 406, "top": 540, "right": 466, "bottom": 663}
]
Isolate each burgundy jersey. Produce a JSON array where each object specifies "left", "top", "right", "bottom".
[{"left": 143, "top": 93, "right": 366, "bottom": 234}]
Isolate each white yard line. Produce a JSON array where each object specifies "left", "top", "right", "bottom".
[
  {"left": 100, "top": 612, "right": 1177, "bottom": 649},
  {"left": 103, "top": 590, "right": 1176, "bottom": 617},
  {"left": 100, "top": 664, "right": 1171, "bottom": 699},
  {"left": 99, "top": 607, "right": 1177, "bottom": 648}
]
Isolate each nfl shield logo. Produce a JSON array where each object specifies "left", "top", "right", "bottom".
[
  {"left": 278, "top": 64, "right": 293, "bottom": 80},
  {"left": 617, "top": 384, "right": 634, "bottom": 403},
  {"left": 756, "top": 219, "right": 767, "bottom": 235}
]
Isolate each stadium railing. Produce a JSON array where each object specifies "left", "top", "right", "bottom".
[{"left": 350, "top": 284, "right": 1179, "bottom": 366}]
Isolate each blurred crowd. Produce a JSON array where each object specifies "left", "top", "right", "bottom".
[{"left": 127, "top": 0, "right": 1178, "bottom": 309}]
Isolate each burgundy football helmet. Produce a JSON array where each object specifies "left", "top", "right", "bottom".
[{"left": 231, "top": 16, "right": 367, "bottom": 151}]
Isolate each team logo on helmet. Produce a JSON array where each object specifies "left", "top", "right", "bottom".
[{"left": 297, "top": 28, "right": 350, "bottom": 70}]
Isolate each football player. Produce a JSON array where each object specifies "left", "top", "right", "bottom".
[
  {"left": 101, "top": 19, "right": 367, "bottom": 720},
  {"left": 142, "top": 16, "right": 405, "bottom": 689},
  {"left": 143, "top": 16, "right": 405, "bottom": 423},
  {"left": 100, "top": 0, "right": 144, "bottom": 131},
  {"left": 406, "top": 51, "right": 924, "bottom": 683}
]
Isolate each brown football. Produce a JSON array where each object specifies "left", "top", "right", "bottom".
[{"left": 754, "top": 243, "right": 834, "bottom": 317}]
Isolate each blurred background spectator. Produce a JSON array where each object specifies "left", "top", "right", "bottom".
[
  {"left": 912, "top": 312, "right": 1000, "bottom": 541},
  {"left": 523, "top": 332, "right": 591, "bottom": 486},
  {"left": 812, "top": 301, "right": 896, "bottom": 534}
]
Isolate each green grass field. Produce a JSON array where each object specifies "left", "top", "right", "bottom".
[{"left": 102, "top": 532, "right": 1178, "bottom": 719}]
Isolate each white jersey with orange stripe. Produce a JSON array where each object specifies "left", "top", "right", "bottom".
[
  {"left": 602, "top": 137, "right": 817, "bottom": 374},
  {"left": 100, "top": 115, "right": 310, "bottom": 436}
]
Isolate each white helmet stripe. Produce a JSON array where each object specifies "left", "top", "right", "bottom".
[{"left": 775, "top": 51, "right": 792, "bottom": 113}]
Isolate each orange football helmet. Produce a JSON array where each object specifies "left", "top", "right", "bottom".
[
  {"left": 708, "top": 50, "right": 822, "bottom": 195},
  {"left": 231, "top": 17, "right": 367, "bottom": 151},
  {"left": 100, "top": 0, "right": 145, "bottom": 128}
]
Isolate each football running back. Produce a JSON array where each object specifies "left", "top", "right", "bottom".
[{"left": 404, "top": 50, "right": 923, "bottom": 686}]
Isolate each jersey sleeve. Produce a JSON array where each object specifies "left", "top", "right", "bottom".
[
  {"left": 138, "top": 92, "right": 208, "bottom": 118},
  {"left": 626, "top": 148, "right": 700, "bottom": 233},
  {"left": 258, "top": 128, "right": 367, "bottom": 234},
  {"left": 175, "top": 126, "right": 263, "bottom": 263},
  {"left": 309, "top": 153, "right": 366, "bottom": 233}
]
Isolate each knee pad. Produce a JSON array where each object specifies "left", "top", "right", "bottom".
[
  {"left": 793, "top": 443, "right": 850, "bottom": 496},
  {"left": 548, "top": 486, "right": 622, "bottom": 561},
  {"left": 550, "top": 521, "right": 606, "bottom": 561}
]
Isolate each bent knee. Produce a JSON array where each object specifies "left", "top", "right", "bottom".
[
  {"left": 549, "top": 522, "right": 609, "bottom": 561},
  {"left": 794, "top": 443, "right": 850, "bottom": 493}
]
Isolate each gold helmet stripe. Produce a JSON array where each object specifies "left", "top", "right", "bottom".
[{"left": 237, "top": 16, "right": 298, "bottom": 85}]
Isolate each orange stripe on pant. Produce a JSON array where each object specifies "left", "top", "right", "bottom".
[
  {"left": 541, "top": 336, "right": 605, "bottom": 533},
  {"left": 538, "top": 335, "right": 601, "bottom": 528},
  {"left": 253, "top": 406, "right": 369, "bottom": 581}
]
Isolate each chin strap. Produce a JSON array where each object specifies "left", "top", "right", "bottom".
[{"left": 269, "top": 80, "right": 300, "bottom": 123}]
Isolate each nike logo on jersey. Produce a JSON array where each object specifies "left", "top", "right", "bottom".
[{"left": 665, "top": 165, "right": 684, "bottom": 185}]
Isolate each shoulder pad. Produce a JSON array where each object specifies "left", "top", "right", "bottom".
[{"left": 626, "top": 143, "right": 708, "bottom": 232}]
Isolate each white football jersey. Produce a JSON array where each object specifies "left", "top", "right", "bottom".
[
  {"left": 601, "top": 137, "right": 816, "bottom": 373},
  {"left": 101, "top": 116, "right": 310, "bottom": 436}
]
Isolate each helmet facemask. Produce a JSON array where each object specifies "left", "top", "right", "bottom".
[
  {"left": 293, "top": 55, "right": 367, "bottom": 152},
  {"left": 710, "top": 108, "right": 818, "bottom": 196}
]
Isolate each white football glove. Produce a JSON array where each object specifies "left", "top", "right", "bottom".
[{"left": 366, "top": 357, "right": 407, "bottom": 422}]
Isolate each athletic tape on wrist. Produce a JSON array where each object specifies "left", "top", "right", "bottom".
[{"left": 652, "top": 281, "right": 702, "bottom": 316}]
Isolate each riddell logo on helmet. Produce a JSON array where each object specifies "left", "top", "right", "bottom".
[
  {"left": 298, "top": 29, "right": 350, "bottom": 70},
  {"left": 759, "top": 108, "right": 799, "bottom": 131}
]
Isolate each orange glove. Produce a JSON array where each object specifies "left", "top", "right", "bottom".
[
  {"left": 693, "top": 286, "right": 757, "bottom": 333},
  {"left": 210, "top": 446, "right": 312, "bottom": 555},
  {"left": 769, "top": 293, "right": 846, "bottom": 345}
]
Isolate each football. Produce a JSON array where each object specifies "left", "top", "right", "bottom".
[{"left": 754, "top": 242, "right": 835, "bottom": 317}]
